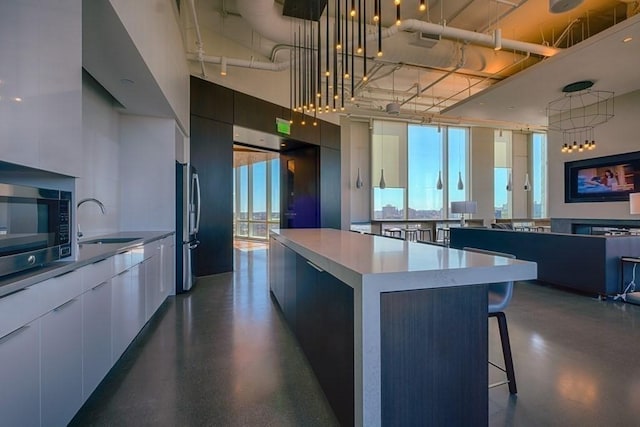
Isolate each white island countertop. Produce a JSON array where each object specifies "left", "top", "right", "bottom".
[
  {"left": 270, "top": 228, "right": 538, "bottom": 427},
  {"left": 271, "top": 228, "right": 537, "bottom": 293}
]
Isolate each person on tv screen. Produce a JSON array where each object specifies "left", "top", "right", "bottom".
[{"left": 603, "top": 169, "right": 618, "bottom": 189}]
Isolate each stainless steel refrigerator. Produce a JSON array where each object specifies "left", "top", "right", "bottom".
[{"left": 176, "top": 162, "right": 201, "bottom": 293}]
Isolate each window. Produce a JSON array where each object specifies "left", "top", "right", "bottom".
[
  {"left": 447, "top": 127, "right": 468, "bottom": 218},
  {"left": 372, "top": 121, "right": 469, "bottom": 220},
  {"left": 407, "top": 126, "right": 443, "bottom": 219},
  {"left": 372, "top": 121, "right": 407, "bottom": 219},
  {"left": 233, "top": 148, "right": 280, "bottom": 240},
  {"left": 494, "top": 130, "right": 512, "bottom": 219},
  {"left": 531, "top": 133, "right": 548, "bottom": 218}
]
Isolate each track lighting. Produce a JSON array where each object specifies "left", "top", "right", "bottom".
[{"left": 493, "top": 28, "right": 502, "bottom": 51}]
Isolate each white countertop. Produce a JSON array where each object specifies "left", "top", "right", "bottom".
[{"left": 271, "top": 228, "right": 537, "bottom": 292}]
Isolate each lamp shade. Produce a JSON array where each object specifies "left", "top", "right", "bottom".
[
  {"left": 451, "top": 201, "right": 477, "bottom": 214},
  {"left": 630, "top": 193, "right": 640, "bottom": 215}
]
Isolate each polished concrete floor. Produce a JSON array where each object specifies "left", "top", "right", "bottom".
[{"left": 71, "top": 247, "right": 640, "bottom": 426}]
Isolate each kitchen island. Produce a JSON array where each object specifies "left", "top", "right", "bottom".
[{"left": 269, "top": 228, "right": 537, "bottom": 427}]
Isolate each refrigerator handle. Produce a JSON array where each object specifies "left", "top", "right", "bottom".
[{"left": 193, "top": 173, "right": 201, "bottom": 234}]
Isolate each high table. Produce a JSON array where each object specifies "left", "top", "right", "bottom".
[{"left": 269, "top": 228, "right": 537, "bottom": 426}]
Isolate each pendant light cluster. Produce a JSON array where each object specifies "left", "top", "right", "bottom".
[{"left": 289, "top": 1, "right": 429, "bottom": 127}]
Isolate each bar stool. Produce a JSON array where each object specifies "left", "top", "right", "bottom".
[
  {"left": 417, "top": 228, "right": 433, "bottom": 242},
  {"left": 384, "top": 227, "right": 402, "bottom": 238},
  {"left": 463, "top": 246, "right": 518, "bottom": 394}
]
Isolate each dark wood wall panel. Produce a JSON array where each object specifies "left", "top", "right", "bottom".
[
  {"left": 320, "top": 121, "right": 340, "bottom": 150},
  {"left": 190, "top": 115, "right": 233, "bottom": 275},
  {"left": 234, "top": 92, "right": 283, "bottom": 134},
  {"left": 380, "top": 286, "right": 488, "bottom": 426},
  {"left": 190, "top": 76, "right": 234, "bottom": 123},
  {"left": 320, "top": 147, "right": 341, "bottom": 229}
]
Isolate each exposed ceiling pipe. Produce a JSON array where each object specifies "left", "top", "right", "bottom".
[
  {"left": 186, "top": 53, "right": 289, "bottom": 72},
  {"left": 381, "top": 20, "right": 561, "bottom": 57},
  {"left": 188, "top": 0, "right": 206, "bottom": 77},
  {"left": 400, "top": 44, "right": 467, "bottom": 107},
  {"left": 432, "top": 52, "right": 531, "bottom": 113},
  {"left": 237, "top": 0, "right": 560, "bottom": 58}
]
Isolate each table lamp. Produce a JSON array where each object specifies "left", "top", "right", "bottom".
[{"left": 450, "top": 201, "right": 477, "bottom": 227}]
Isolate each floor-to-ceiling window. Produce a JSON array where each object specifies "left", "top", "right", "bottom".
[
  {"left": 233, "top": 147, "right": 280, "bottom": 241},
  {"left": 494, "top": 130, "right": 513, "bottom": 219},
  {"left": 531, "top": 133, "right": 548, "bottom": 218},
  {"left": 372, "top": 120, "right": 469, "bottom": 220}
]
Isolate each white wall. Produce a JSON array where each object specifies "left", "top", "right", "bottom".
[
  {"left": 119, "top": 115, "right": 176, "bottom": 231},
  {"left": 109, "top": 0, "right": 190, "bottom": 132},
  {"left": 79, "top": 73, "right": 122, "bottom": 237},
  {"left": 470, "top": 127, "right": 495, "bottom": 224},
  {"left": 341, "top": 118, "right": 371, "bottom": 228},
  {"left": 548, "top": 89, "right": 640, "bottom": 219}
]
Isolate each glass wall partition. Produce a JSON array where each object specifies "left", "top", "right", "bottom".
[{"left": 233, "top": 147, "right": 280, "bottom": 240}]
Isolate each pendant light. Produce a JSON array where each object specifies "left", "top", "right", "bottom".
[
  {"left": 524, "top": 173, "right": 531, "bottom": 191},
  {"left": 506, "top": 172, "right": 512, "bottom": 191},
  {"left": 436, "top": 170, "right": 443, "bottom": 190},
  {"left": 457, "top": 171, "right": 464, "bottom": 190},
  {"left": 356, "top": 168, "right": 363, "bottom": 189},
  {"left": 379, "top": 169, "right": 386, "bottom": 189}
]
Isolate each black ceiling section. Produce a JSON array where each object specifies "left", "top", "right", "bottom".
[{"left": 282, "top": 0, "right": 328, "bottom": 21}]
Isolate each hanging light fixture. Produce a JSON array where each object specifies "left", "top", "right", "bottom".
[
  {"left": 547, "top": 80, "right": 614, "bottom": 154},
  {"left": 396, "top": 3, "right": 402, "bottom": 26},
  {"left": 419, "top": 0, "right": 426, "bottom": 11},
  {"left": 379, "top": 121, "right": 386, "bottom": 189},
  {"left": 356, "top": 167, "right": 363, "bottom": 189},
  {"left": 436, "top": 170, "right": 443, "bottom": 190},
  {"left": 457, "top": 171, "right": 464, "bottom": 190},
  {"left": 506, "top": 172, "right": 512, "bottom": 191},
  {"left": 220, "top": 56, "right": 228, "bottom": 76},
  {"left": 524, "top": 173, "right": 531, "bottom": 191}
]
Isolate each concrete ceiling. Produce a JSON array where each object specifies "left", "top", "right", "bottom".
[
  {"left": 442, "top": 12, "right": 640, "bottom": 128},
  {"left": 188, "top": 0, "right": 637, "bottom": 129}
]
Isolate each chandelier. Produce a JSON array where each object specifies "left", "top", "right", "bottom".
[
  {"left": 546, "top": 80, "right": 614, "bottom": 154},
  {"left": 289, "top": 1, "right": 431, "bottom": 126}
]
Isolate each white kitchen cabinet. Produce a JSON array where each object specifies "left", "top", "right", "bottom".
[
  {"left": 145, "top": 251, "right": 162, "bottom": 321},
  {"left": 111, "top": 264, "right": 145, "bottom": 362},
  {"left": 161, "top": 236, "right": 175, "bottom": 298},
  {"left": 82, "top": 279, "right": 112, "bottom": 401},
  {"left": 0, "top": 319, "right": 40, "bottom": 427},
  {"left": 41, "top": 297, "right": 83, "bottom": 427}
]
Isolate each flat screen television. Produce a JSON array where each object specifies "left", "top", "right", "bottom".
[{"left": 565, "top": 151, "right": 640, "bottom": 203}]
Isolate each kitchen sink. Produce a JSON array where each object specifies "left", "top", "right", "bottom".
[{"left": 81, "top": 237, "right": 142, "bottom": 245}]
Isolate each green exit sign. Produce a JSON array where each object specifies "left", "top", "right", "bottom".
[{"left": 276, "top": 118, "right": 291, "bottom": 135}]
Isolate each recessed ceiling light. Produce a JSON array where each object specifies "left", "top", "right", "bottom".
[
  {"left": 280, "top": 143, "right": 286, "bottom": 147},
  {"left": 623, "top": 37, "right": 633, "bottom": 43},
  {"left": 13, "top": 97, "right": 22, "bottom": 102}
]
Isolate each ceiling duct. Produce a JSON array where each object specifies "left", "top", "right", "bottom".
[{"left": 386, "top": 102, "right": 401, "bottom": 115}]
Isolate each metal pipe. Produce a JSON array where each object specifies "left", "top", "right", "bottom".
[{"left": 189, "top": 0, "right": 206, "bottom": 77}]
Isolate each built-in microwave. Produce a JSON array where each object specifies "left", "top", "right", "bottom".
[{"left": 0, "top": 183, "right": 71, "bottom": 277}]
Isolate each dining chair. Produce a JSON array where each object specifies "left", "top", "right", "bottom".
[{"left": 463, "top": 246, "right": 518, "bottom": 394}]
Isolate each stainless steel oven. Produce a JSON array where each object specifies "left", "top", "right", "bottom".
[{"left": 0, "top": 183, "right": 71, "bottom": 277}]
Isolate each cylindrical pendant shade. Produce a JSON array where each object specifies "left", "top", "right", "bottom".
[
  {"left": 379, "top": 169, "right": 386, "bottom": 189},
  {"left": 457, "top": 171, "right": 464, "bottom": 190},
  {"left": 436, "top": 171, "right": 443, "bottom": 190}
]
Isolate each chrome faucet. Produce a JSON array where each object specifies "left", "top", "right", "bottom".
[{"left": 77, "top": 198, "right": 106, "bottom": 239}]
